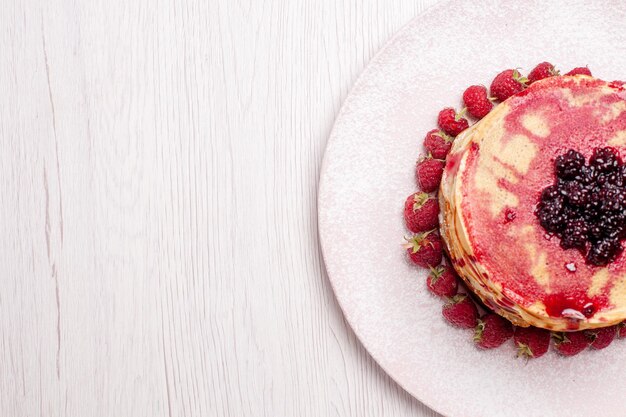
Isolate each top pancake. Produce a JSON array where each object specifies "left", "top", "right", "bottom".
[{"left": 440, "top": 75, "right": 626, "bottom": 330}]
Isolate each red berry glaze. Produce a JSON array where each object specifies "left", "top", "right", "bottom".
[
  {"left": 527, "top": 62, "right": 559, "bottom": 84},
  {"left": 586, "top": 326, "right": 617, "bottom": 350},
  {"left": 423, "top": 129, "right": 453, "bottom": 159},
  {"left": 490, "top": 69, "right": 528, "bottom": 101},
  {"left": 404, "top": 192, "right": 439, "bottom": 233},
  {"left": 618, "top": 322, "right": 626, "bottom": 339},
  {"left": 565, "top": 66, "right": 592, "bottom": 76},
  {"left": 553, "top": 331, "right": 589, "bottom": 356},
  {"left": 442, "top": 295, "right": 478, "bottom": 329},
  {"left": 514, "top": 326, "right": 551, "bottom": 359},
  {"left": 427, "top": 265, "right": 458, "bottom": 298},
  {"left": 404, "top": 230, "right": 442, "bottom": 268},
  {"left": 437, "top": 108, "right": 469, "bottom": 137},
  {"left": 462, "top": 85, "right": 493, "bottom": 119},
  {"left": 474, "top": 314, "right": 513, "bottom": 349},
  {"left": 415, "top": 156, "right": 444, "bottom": 193}
]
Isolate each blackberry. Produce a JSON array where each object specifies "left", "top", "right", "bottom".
[
  {"left": 607, "top": 170, "right": 624, "bottom": 187},
  {"left": 536, "top": 147, "right": 626, "bottom": 266},
  {"left": 579, "top": 165, "right": 597, "bottom": 186},
  {"left": 596, "top": 215, "right": 625, "bottom": 239},
  {"left": 588, "top": 224, "right": 604, "bottom": 241},
  {"left": 600, "top": 185, "right": 626, "bottom": 212},
  {"left": 541, "top": 185, "right": 561, "bottom": 201},
  {"left": 590, "top": 147, "right": 621, "bottom": 173},
  {"left": 536, "top": 198, "right": 565, "bottom": 232},
  {"left": 561, "top": 181, "right": 588, "bottom": 207},
  {"left": 587, "top": 238, "right": 623, "bottom": 266},
  {"left": 555, "top": 150, "right": 585, "bottom": 179},
  {"left": 560, "top": 219, "right": 588, "bottom": 249}
]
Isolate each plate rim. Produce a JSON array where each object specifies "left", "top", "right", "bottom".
[{"left": 317, "top": 2, "right": 454, "bottom": 416}]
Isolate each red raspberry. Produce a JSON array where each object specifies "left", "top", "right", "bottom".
[
  {"left": 415, "top": 156, "right": 444, "bottom": 193},
  {"left": 527, "top": 62, "right": 559, "bottom": 84},
  {"left": 474, "top": 314, "right": 513, "bottom": 349},
  {"left": 514, "top": 326, "right": 551, "bottom": 359},
  {"left": 404, "top": 192, "right": 439, "bottom": 233},
  {"left": 490, "top": 69, "right": 528, "bottom": 101},
  {"left": 442, "top": 294, "right": 478, "bottom": 329},
  {"left": 426, "top": 265, "right": 458, "bottom": 297},
  {"left": 565, "top": 66, "right": 592, "bottom": 76},
  {"left": 586, "top": 326, "right": 617, "bottom": 349},
  {"left": 462, "top": 85, "right": 493, "bottom": 119},
  {"left": 404, "top": 230, "right": 442, "bottom": 268},
  {"left": 553, "top": 331, "right": 589, "bottom": 356},
  {"left": 437, "top": 108, "right": 469, "bottom": 137},
  {"left": 423, "top": 129, "right": 453, "bottom": 159},
  {"left": 618, "top": 321, "right": 626, "bottom": 339}
]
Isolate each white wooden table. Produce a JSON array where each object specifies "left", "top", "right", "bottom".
[{"left": 1, "top": 1, "right": 441, "bottom": 415}]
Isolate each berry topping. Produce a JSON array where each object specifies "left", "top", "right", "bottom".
[
  {"left": 490, "top": 69, "right": 528, "bottom": 101},
  {"left": 437, "top": 108, "right": 469, "bottom": 137},
  {"left": 427, "top": 265, "right": 459, "bottom": 298},
  {"left": 555, "top": 149, "right": 585, "bottom": 179},
  {"left": 514, "top": 326, "right": 551, "bottom": 359},
  {"left": 560, "top": 219, "right": 588, "bottom": 249},
  {"left": 527, "top": 62, "right": 559, "bottom": 84},
  {"left": 404, "top": 230, "right": 443, "bottom": 268},
  {"left": 442, "top": 295, "right": 478, "bottom": 329},
  {"left": 473, "top": 314, "right": 513, "bottom": 349},
  {"left": 536, "top": 148, "right": 626, "bottom": 266},
  {"left": 415, "top": 156, "right": 445, "bottom": 193},
  {"left": 587, "top": 238, "right": 623, "bottom": 266},
  {"left": 423, "top": 129, "right": 453, "bottom": 159},
  {"left": 553, "top": 331, "right": 589, "bottom": 356},
  {"left": 590, "top": 147, "right": 622, "bottom": 172},
  {"left": 462, "top": 85, "right": 493, "bottom": 119},
  {"left": 565, "top": 66, "right": 592, "bottom": 76},
  {"left": 404, "top": 192, "right": 439, "bottom": 233}
]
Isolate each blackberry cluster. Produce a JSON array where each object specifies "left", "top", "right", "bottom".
[{"left": 536, "top": 147, "right": 626, "bottom": 266}]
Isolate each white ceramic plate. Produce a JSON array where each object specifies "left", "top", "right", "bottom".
[{"left": 318, "top": 2, "right": 626, "bottom": 416}]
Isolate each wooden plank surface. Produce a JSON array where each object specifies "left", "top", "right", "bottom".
[{"left": 0, "top": 0, "right": 441, "bottom": 415}]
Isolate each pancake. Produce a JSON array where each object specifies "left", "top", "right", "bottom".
[{"left": 439, "top": 75, "right": 626, "bottom": 331}]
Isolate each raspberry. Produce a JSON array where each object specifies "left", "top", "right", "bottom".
[
  {"left": 586, "top": 326, "right": 617, "bottom": 350},
  {"left": 427, "top": 265, "right": 458, "bottom": 298},
  {"left": 462, "top": 85, "right": 493, "bottom": 119},
  {"left": 442, "top": 295, "right": 478, "bottom": 329},
  {"left": 404, "top": 192, "right": 439, "bottom": 233},
  {"left": 404, "top": 230, "right": 443, "bottom": 268},
  {"left": 489, "top": 69, "right": 528, "bottom": 101},
  {"left": 415, "top": 156, "right": 444, "bottom": 193},
  {"left": 423, "top": 129, "right": 453, "bottom": 159},
  {"left": 473, "top": 314, "right": 513, "bottom": 349},
  {"left": 553, "top": 331, "right": 589, "bottom": 356},
  {"left": 565, "top": 67, "right": 592, "bottom": 76},
  {"left": 514, "top": 326, "right": 551, "bottom": 359},
  {"left": 437, "top": 108, "right": 469, "bottom": 137},
  {"left": 527, "top": 62, "right": 559, "bottom": 84}
]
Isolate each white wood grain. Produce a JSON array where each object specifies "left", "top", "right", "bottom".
[{"left": 0, "top": 0, "right": 442, "bottom": 415}]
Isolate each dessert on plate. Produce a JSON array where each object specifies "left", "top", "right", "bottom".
[
  {"left": 439, "top": 75, "right": 626, "bottom": 331},
  {"left": 405, "top": 63, "right": 626, "bottom": 356}
]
